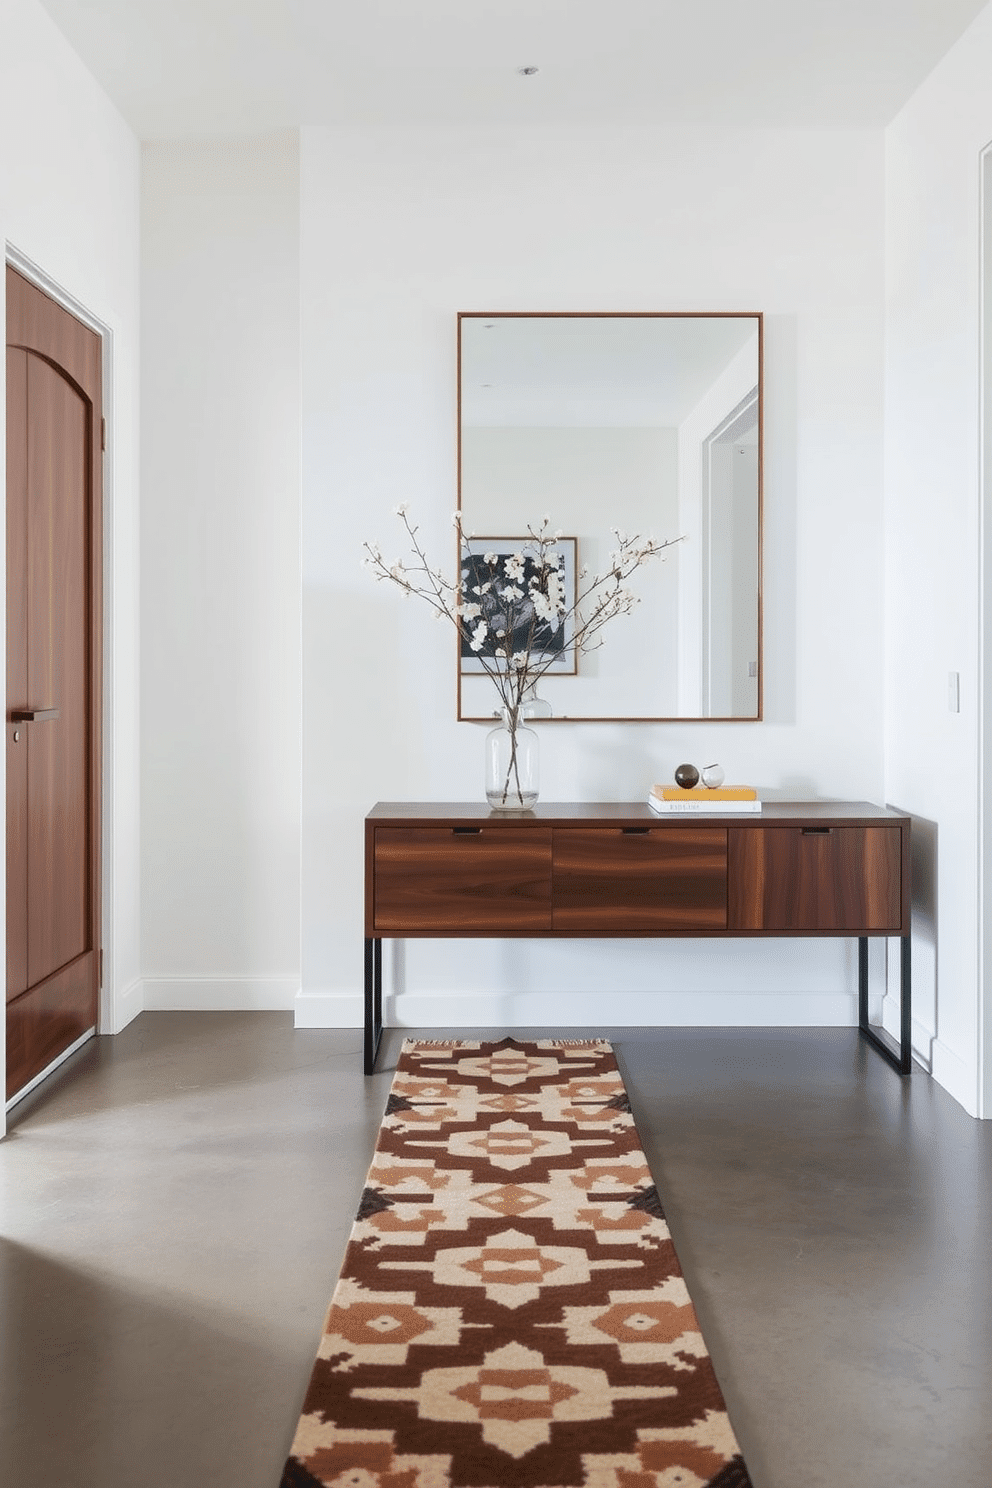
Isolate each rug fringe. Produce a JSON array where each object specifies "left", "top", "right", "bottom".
[
  {"left": 400, "top": 1039, "right": 475, "bottom": 1047},
  {"left": 400, "top": 1037, "right": 613, "bottom": 1050},
  {"left": 535, "top": 1041, "right": 612, "bottom": 1053}
]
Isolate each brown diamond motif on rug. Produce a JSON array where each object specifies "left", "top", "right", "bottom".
[{"left": 281, "top": 1038, "right": 753, "bottom": 1488}]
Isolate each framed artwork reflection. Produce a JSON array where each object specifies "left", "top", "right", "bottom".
[{"left": 459, "top": 536, "right": 578, "bottom": 675}]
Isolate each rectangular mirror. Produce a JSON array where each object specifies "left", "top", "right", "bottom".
[{"left": 457, "top": 312, "right": 762, "bottom": 721}]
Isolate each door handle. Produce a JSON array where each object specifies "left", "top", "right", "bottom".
[{"left": 10, "top": 708, "right": 60, "bottom": 722}]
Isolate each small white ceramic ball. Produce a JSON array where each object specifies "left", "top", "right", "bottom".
[{"left": 701, "top": 763, "right": 725, "bottom": 789}]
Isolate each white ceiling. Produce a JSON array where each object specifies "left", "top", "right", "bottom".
[
  {"left": 460, "top": 315, "right": 759, "bottom": 427},
  {"left": 36, "top": 0, "right": 991, "bottom": 140}
]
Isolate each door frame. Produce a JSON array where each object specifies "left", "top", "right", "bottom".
[
  {"left": 4, "top": 243, "right": 116, "bottom": 1110},
  {"left": 699, "top": 387, "right": 761, "bottom": 719},
  {"left": 980, "top": 145, "right": 992, "bottom": 1120}
]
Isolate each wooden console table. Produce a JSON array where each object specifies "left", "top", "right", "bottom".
[{"left": 364, "top": 801, "right": 912, "bottom": 1077}]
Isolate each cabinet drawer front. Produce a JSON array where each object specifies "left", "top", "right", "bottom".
[
  {"left": 553, "top": 827, "right": 728, "bottom": 932},
  {"left": 374, "top": 827, "right": 553, "bottom": 933},
  {"left": 728, "top": 826, "right": 902, "bottom": 932}
]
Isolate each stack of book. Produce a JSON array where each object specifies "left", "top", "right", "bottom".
[{"left": 647, "top": 783, "right": 761, "bottom": 814}]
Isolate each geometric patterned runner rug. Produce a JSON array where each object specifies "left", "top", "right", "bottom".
[{"left": 281, "top": 1038, "right": 753, "bottom": 1488}]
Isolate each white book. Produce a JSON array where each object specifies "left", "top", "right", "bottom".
[{"left": 646, "top": 794, "right": 762, "bottom": 814}]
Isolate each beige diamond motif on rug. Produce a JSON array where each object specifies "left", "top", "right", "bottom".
[
  {"left": 474, "top": 1183, "right": 547, "bottom": 1218},
  {"left": 353, "top": 1341, "right": 677, "bottom": 1459},
  {"left": 382, "top": 1226, "right": 643, "bottom": 1307},
  {"left": 446, "top": 1118, "right": 589, "bottom": 1170}
]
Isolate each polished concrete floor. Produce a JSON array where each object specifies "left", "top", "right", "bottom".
[{"left": 1, "top": 1014, "right": 990, "bottom": 1487}]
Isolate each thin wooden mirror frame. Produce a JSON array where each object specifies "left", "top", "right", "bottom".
[{"left": 456, "top": 310, "right": 763, "bottom": 723}]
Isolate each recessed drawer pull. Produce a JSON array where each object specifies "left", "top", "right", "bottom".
[
  {"left": 452, "top": 826, "right": 482, "bottom": 835},
  {"left": 801, "top": 826, "right": 832, "bottom": 835},
  {"left": 621, "top": 827, "right": 651, "bottom": 835}
]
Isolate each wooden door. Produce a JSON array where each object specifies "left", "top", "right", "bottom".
[{"left": 6, "top": 267, "right": 102, "bottom": 1100}]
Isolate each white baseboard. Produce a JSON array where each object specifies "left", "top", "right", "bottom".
[
  {"left": 392, "top": 989, "right": 856, "bottom": 1027},
  {"left": 143, "top": 976, "right": 301, "bottom": 1011},
  {"left": 292, "top": 987, "right": 857, "bottom": 1031},
  {"left": 877, "top": 948, "right": 977, "bottom": 1106},
  {"left": 105, "top": 976, "right": 144, "bottom": 1034},
  {"left": 930, "top": 1037, "right": 980, "bottom": 1117}
]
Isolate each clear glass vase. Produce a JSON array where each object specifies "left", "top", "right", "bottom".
[
  {"left": 485, "top": 710, "right": 539, "bottom": 810},
  {"left": 520, "top": 680, "right": 553, "bottom": 721}
]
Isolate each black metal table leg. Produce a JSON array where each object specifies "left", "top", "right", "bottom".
[
  {"left": 899, "top": 932, "right": 912, "bottom": 1073},
  {"left": 857, "top": 933, "right": 912, "bottom": 1076},
  {"left": 364, "top": 937, "right": 383, "bottom": 1074}
]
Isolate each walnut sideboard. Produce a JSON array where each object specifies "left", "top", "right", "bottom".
[{"left": 363, "top": 801, "right": 912, "bottom": 1077}]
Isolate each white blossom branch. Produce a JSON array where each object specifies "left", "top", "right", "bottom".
[{"left": 364, "top": 508, "right": 684, "bottom": 721}]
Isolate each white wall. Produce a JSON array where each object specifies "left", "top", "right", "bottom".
[
  {"left": 140, "top": 133, "right": 302, "bottom": 1010},
  {"left": 299, "top": 122, "right": 889, "bottom": 1033},
  {"left": 1, "top": 0, "right": 142, "bottom": 1130},
  {"left": 884, "top": 0, "right": 992, "bottom": 1117}
]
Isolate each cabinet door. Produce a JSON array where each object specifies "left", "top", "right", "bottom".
[
  {"left": 553, "top": 826, "right": 728, "bottom": 932},
  {"left": 374, "top": 827, "right": 553, "bottom": 933},
  {"left": 728, "top": 826, "right": 902, "bottom": 932}
]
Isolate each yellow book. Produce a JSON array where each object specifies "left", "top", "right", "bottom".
[{"left": 652, "top": 784, "right": 758, "bottom": 801}]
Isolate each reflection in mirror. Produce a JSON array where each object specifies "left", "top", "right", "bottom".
[{"left": 457, "top": 313, "right": 762, "bottom": 721}]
